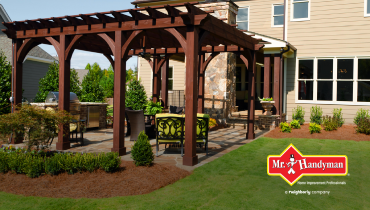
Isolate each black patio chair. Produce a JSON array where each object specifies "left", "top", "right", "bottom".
[{"left": 169, "top": 105, "right": 184, "bottom": 114}]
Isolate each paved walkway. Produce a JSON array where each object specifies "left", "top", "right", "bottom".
[{"left": 6, "top": 126, "right": 271, "bottom": 172}]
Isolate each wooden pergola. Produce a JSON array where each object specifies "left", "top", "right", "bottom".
[{"left": 2, "top": 2, "right": 263, "bottom": 166}]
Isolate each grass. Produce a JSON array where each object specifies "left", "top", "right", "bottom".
[{"left": 1, "top": 137, "right": 369, "bottom": 209}]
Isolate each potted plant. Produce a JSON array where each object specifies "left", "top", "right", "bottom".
[{"left": 258, "top": 97, "right": 275, "bottom": 115}]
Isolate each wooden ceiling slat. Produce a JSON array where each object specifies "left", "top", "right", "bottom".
[
  {"left": 128, "top": 9, "right": 151, "bottom": 21},
  {"left": 144, "top": 7, "right": 169, "bottom": 19},
  {"left": 110, "top": 11, "right": 134, "bottom": 22}
]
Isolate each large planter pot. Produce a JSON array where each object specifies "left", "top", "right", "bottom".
[{"left": 260, "top": 101, "right": 275, "bottom": 116}]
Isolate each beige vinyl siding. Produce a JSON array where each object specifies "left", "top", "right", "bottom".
[
  {"left": 138, "top": 57, "right": 185, "bottom": 99},
  {"left": 288, "top": 0, "right": 370, "bottom": 57},
  {"left": 285, "top": 58, "right": 369, "bottom": 124},
  {"left": 234, "top": 0, "right": 284, "bottom": 40}
]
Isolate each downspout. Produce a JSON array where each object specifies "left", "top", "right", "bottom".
[
  {"left": 10, "top": 39, "right": 15, "bottom": 113},
  {"left": 283, "top": 0, "right": 287, "bottom": 41},
  {"left": 280, "top": 44, "right": 290, "bottom": 116}
]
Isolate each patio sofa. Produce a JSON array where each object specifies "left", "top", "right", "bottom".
[{"left": 155, "top": 113, "right": 210, "bottom": 157}]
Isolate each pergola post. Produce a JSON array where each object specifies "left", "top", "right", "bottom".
[
  {"left": 246, "top": 51, "right": 256, "bottom": 139},
  {"left": 264, "top": 54, "right": 271, "bottom": 98},
  {"left": 56, "top": 35, "right": 71, "bottom": 150},
  {"left": 161, "top": 58, "right": 169, "bottom": 109},
  {"left": 11, "top": 39, "right": 24, "bottom": 144},
  {"left": 112, "top": 31, "right": 126, "bottom": 156},
  {"left": 183, "top": 26, "right": 199, "bottom": 166},
  {"left": 197, "top": 53, "right": 205, "bottom": 113},
  {"left": 274, "top": 53, "right": 281, "bottom": 115},
  {"left": 152, "top": 57, "right": 161, "bottom": 103}
]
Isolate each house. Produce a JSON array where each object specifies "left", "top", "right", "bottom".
[
  {"left": 0, "top": 4, "right": 56, "bottom": 101},
  {"left": 133, "top": 0, "right": 370, "bottom": 124}
]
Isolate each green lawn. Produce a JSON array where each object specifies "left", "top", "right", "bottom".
[{"left": 1, "top": 137, "right": 369, "bottom": 210}]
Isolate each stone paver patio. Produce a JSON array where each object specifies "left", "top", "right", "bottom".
[{"left": 6, "top": 126, "right": 270, "bottom": 172}]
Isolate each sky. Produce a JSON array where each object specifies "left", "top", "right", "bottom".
[{"left": 0, "top": 0, "right": 138, "bottom": 70}]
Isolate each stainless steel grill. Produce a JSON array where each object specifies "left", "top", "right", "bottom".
[{"left": 45, "top": 92, "right": 81, "bottom": 121}]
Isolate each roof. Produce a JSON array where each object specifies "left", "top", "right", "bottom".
[
  {"left": 0, "top": 4, "right": 56, "bottom": 63},
  {"left": 0, "top": 4, "right": 11, "bottom": 22}
]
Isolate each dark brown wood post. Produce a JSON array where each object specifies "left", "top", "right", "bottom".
[
  {"left": 280, "top": 57, "right": 284, "bottom": 115},
  {"left": 161, "top": 58, "right": 169, "bottom": 109},
  {"left": 246, "top": 51, "right": 256, "bottom": 139},
  {"left": 197, "top": 53, "right": 205, "bottom": 113},
  {"left": 152, "top": 57, "right": 161, "bottom": 103},
  {"left": 264, "top": 54, "right": 271, "bottom": 98},
  {"left": 183, "top": 26, "right": 199, "bottom": 166},
  {"left": 11, "top": 39, "right": 24, "bottom": 144},
  {"left": 274, "top": 54, "right": 281, "bottom": 115},
  {"left": 56, "top": 35, "right": 71, "bottom": 150},
  {"left": 112, "top": 31, "right": 126, "bottom": 156}
]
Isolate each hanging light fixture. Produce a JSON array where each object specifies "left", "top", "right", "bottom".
[{"left": 138, "top": 35, "right": 151, "bottom": 60}]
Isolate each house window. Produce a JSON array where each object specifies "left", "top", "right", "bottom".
[
  {"left": 298, "top": 60, "right": 314, "bottom": 100},
  {"left": 292, "top": 0, "right": 309, "bottom": 21},
  {"left": 365, "top": 0, "right": 370, "bottom": 16},
  {"left": 168, "top": 66, "right": 173, "bottom": 91},
  {"left": 272, "top": 4, "right": 284, "bottom": 27},
  {"left": 358, "top": 59, "right": 370, "bottom": 102},
  {"left": 297, "top": 57, "right": 370, "bottom": 104},
  {"left": 237, "top": 7, "right": 249, "bottom": 30},
  {"left": 317, "top": 59, "right": 333, "bottom": 101}
]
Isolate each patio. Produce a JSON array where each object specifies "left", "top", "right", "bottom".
[{"left": 28, "top": 125, "right": 268, "bottom": 171}]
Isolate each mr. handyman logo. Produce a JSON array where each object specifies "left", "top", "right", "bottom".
[{"left": 267, "top": 144, "right": 348, "bottom": 185}]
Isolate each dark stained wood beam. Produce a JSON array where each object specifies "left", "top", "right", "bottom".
[
  {"left": 145, "top": 7, "right": 169, "bottom": 19},
  {"left": 128, "top": 9, "right": 151, "bottom": 21},
  {"left": 110, "top": 11, "right": 133, "bottom": 22}
]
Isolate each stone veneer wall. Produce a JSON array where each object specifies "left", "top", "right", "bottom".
[{"left": 197, "top": 1, "right": 238, "bottom": 124}]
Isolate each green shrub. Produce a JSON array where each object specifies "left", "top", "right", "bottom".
[
  {"left": 100, "top": 152, "right": 121, "bottom": 172},
  {"left": 131, "top": 131, "right": 154, "bottom": 166},
  {"left": 0, "top": 51, "right": 12, "bottom": 115},
  {"left": 290, "top": 120, "right": 301, "bottom": 129},
  {"left": 125, "top": 79, "right": 147, "bottom": 110},
  {"left": 145, "top": 101, "right": 163, "bottom": 115},
  {"left": 23, "top": 155, "right": 44, "bottom": 178},
  {"left": 45, "top": 154, "right": 62, "bottom": 175},
  {"left": 8, "top": 153, "right": 26, "bottom": 174},
  {"left": 356, "top": 118, "right": 370, "bottom": 135},
  {"left": 322, "top": 115, "right": 339, "bottom": 131},
  {"left": 258, "top": 97, "right": 273, "bottom": 101},
  {"left": 0, "top": 151, "right": 9, "bottom": 173},
  {"left": 309, "top": 123, "right": 322, "bottom": 134},
  {"left": 279, "top": 122, "right": 292, "bottom": 133},
  {"left": 310, "top": 106, "right": 323, "bottom": 125},
  {"left": 292, "top": 105, "right": 305, "bottom": 125},
  {"left": 83, "top": 153, "right": 100, "bottom": 172},
  {"left": 333, "top": 108, "right": 345, "bottom": 127},
  {"left": 354, "top": 108, "right": 370, "bottom": 125}
]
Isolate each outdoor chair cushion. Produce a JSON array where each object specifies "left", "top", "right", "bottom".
[{"left": 156, "top": 115, "right": 184, "bottom": 142}]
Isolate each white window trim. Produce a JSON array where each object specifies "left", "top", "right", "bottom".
[
  {"left": 295, "top": 56, "right": 370, "bottom": 105},
  {"left": 237, "top": 6, "right": 249, "bottom": 31},
  {"left": 365, "top": 0, "right": 370, "bottom": 17},
  {"left": 290, "top": 0, "right": 310, "bottom": 22},
  {"left": 272, "top": 3, "right": 284, "bottom": 28}
]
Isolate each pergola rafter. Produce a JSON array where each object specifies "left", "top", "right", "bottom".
[{"left": 3, "top": 1, "right": 263, "bottom": 166}]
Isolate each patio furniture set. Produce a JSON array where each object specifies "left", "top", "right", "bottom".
[{"left": 125, "top": 105, "right": 210, "bottom": 156}]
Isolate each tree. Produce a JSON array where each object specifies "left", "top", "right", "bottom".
[
  {"left": 80, "top": 63, "right": 105, "bottom": 102},
  {"left": 126, "top": 68, "right": 135, "bottom": 82},
  {"left": 34, "top": 62, "right": 81, "bottom": 102},
  {"left": 125, "top": 78, "right": 147, "bottom": 110},
  {"left": 0, "top": 51, "right": 12, "bottom": 115},
  {"left": 99, "top": 67, "right": 114, "bottom": 98}
]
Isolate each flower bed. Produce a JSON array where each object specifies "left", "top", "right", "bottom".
[{"left": 0, "top": 146, "right": 120, "bottom": 178}]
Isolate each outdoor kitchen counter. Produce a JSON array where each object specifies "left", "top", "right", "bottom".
[{"left": 31, "top": 102, "right": 108, "bottom": 129}]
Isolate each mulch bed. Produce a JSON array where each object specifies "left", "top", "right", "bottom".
[
  {"left": 265, "top": 124, "right": 370, "bottom": 141},
  {"left": 0, "top": 161, "right": 190, "bottom": 198}
]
